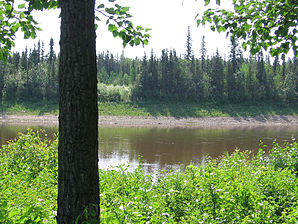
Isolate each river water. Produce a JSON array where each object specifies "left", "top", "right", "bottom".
[{"left": 0, "top": 124, "right": 297, "bottom": 172}]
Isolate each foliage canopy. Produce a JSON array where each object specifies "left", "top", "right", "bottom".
[
  {"left": 198, "top": 0, "right": 298, "bottom": 57},
  {"left": 0, "top": 0, "right": 150, "bottom": 60}
]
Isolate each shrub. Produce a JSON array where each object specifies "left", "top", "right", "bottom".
[
  {"left": 100, "top": 149, "right": 298, "bottom": 223},
  {"left": 98, "top": 83, "right": 132, "bottom": 102},
  {"left": 0, "top": 129, "right": 58, "bottom": 223},
  {"left": 0, "top": 130, "right": 297, "bottom": 223}
]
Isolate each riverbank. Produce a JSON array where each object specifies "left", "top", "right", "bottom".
[
  {"left": 1, "top": 114, "right": 298, "bottom": 128},
  {"left": 2, "top": 101, "right": 298, "bottom": 118}
]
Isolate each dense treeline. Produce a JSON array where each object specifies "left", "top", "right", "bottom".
[
  {"left": 97, "top": 36, "right": 297, "bottom": 103},
  {"left": 0, "top": 37, "right": 297, "bottom": 104},
  {"left": 0, "top": 38, "right": 58, "bottom": 103}
]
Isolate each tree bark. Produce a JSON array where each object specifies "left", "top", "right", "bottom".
[{"left": 57, "top": 0, "right": 99, "bottom": 223}]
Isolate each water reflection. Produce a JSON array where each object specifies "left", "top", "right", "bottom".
[
  {"left": 0, "top": 124, "right": 57, "bottom": 146},
  {"left": 0, "top": 125, "right": 297, "bottom": 172},
  {"left": 97, "top": 126, "right": 297, "bottom": 172}
]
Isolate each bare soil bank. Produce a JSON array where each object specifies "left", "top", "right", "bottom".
[{"left": 1, "top": 114, "right": 298, "bottom": 128}]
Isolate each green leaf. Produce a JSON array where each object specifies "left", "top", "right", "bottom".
[
  {"left": 242, "top": 42, "right": 247, "bottom": 50},
  {"left": 122, "top": 7, "right": 130, "bottom": 13},
  {"left": 5, "top": 4, "right": 12, "bottom": 11},
  {"left": 18, "top": 3, "right": 26, "bottom": 9},
  {"left": 112, "top": 30, "right": 118, "bottom": 37},
  {"left": 285, "top": 0, "right": 291, "bottom": 6},
  {"left": 97, "top": 4, "right": 104, "bottom": 9},
  {"left": 11, "top": 24, "right": 20, "bottom": 33},
  {"left": 108, "top": 24, "right": 117, "bottom": 32},
  {"left": 218, "top": 26, "right": 224, "bottom": 32},
  {"left": 204, "top": 0, "right": 210, "bottom": 6}
]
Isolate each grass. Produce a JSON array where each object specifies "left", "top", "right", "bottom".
[
  {"left": 0, "top": 101, "right": 59, "bottom": 116},
  {"left": 98, "top": 101, "right": 298, "bottom": 117},
  {"left": 0, "top": 130, "right": 297, "bottom": 223},
  {"left": 0, "top": 100, "right": 298, "bottom": 117}
]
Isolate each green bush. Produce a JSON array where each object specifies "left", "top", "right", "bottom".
[
  {"left": 0, "top": 130, "right": 297, "bottom": 223},
  {"left": 98, "top": 83, "right": 132, "bottom": 103},
  {"left": 0, "top": 129, "right": 58, "bottom": 223},
  {"left": 100, "top": 149, "right": 298, "bottom": 223}
]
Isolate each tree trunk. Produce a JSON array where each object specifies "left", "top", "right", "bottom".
[{"left": 57, "top": 0, "right": 99, "bottom": 223}]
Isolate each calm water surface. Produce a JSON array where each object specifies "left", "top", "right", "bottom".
[{"left": 1, "top": 124, "right": 297, "bottom": 172}]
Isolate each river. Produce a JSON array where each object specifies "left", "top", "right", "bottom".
[{"left": 0, "top": 124, "right": 297, "bottom": 172}]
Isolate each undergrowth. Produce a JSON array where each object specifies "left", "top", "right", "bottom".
[
  {"left": 1, "top": 101, "right": 297, "bottom": 117},
  {"left": 0, "top": 130, "right": 297, "bottom": 223}
]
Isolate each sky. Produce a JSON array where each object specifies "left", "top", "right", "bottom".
[{"left": 13, "top": 0, "right": 236, "bottom": 59}]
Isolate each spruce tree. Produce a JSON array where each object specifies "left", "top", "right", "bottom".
[
  {"left": 273, "top": 56, "right": 279, "bottom": 77},
  {"left": 148, "top": 50, "right": 159, "bottom": 98},
  {"left": 161, "top": 49, "right": 169, "bottom": 98},
  {"left": 46, "top": 39, "right": 58, "bottom": 101},
  {"left": 139, "top": 53, "right": 149, "bottom": 99},
  {"left": 185, "top": 26, "right": 193, "bottom": 61},
  {"left": 20, "top": 48, "right": 28, "bottom": 70},
  {"left": 200, "top": 35, "right": 206, "bottom": 73},
  {"left": 210, "top": 49, "right": 224, "bottom": 101},
  {"left": 256, "top": 51, "right": 266, "bottom": 85},
  {"left": 48, "top": 38, "right": 55, "bottom": 63}
]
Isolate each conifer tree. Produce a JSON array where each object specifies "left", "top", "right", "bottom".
[
  {"left": 200, "top": 35, "right": 207, "bottom": 73},
  {"left": 282, "top": 57, "right": 286, "bottom": 82},
  {"left": 48, "top": 38, "right": 55, "bottom": 63},
  {"left": 11, "top": 52, "right": 20, "bottom": 68},
  {"left": 161, "top": 49, "right": 169, "bottom": 98},
  {"left": 256, "top": 51, "right": 266, "bottom": 85},
  {"left": 210, "top": 49, "right": 224, "bottom": 101},
  {"left": 20, "top": 48, "right": 28, "bottom": 70},
  {"left": 273, "top": 56, "right": 279, "bottom": 77},
  {"left": 192, "top": 57, "right": 204, "bottom": 100},
  {"left": 141, "top": 53, "right": 149, "bottom": 98},
  {"left": 148, "top": 50, "right": 159, "bottom": 98},
  {"left": 46, "top": 39, "right": 58, "bottom": 101},
  {"left": 185, "top": 26, "right": 193, "bottom": 61},
  {"left": 246, "top": 56, "right": 255, "bottom": 101}
]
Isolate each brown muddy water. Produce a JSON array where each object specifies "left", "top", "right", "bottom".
[{"left": 0, "top": 125, "right": 297, "bottom": 172}]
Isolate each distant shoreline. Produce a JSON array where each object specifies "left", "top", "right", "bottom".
[{"left": 1, "top": 114, "right": 298, "bottom": 128}]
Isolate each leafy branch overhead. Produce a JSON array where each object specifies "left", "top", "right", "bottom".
[
  {"left": 0, "top": 0, "right": 150, "bottom": 60},
  {"left": 197, "top": 0, "right": 298, "bottom": 57},
  {"left": 0, "top": 0, "right": 58, "bottom": 60},
  {"left": 95, "top": 2, "right": 151, "bottom": 47}
]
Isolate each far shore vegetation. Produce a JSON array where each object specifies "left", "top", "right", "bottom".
[
  {"left": 1, "top": 100, "right": 298, "bottom": 118},
  {"left": 0, "top": 37, "right": 297, "bottom": 119}
]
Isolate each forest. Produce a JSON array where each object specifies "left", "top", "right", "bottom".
[{"left": 0, "top": 35, "right": 297, "bottom": 106}]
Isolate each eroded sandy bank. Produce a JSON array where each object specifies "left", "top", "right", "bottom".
[{"left": 1, "top": 114, "right": 298, "bottom": 128}]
